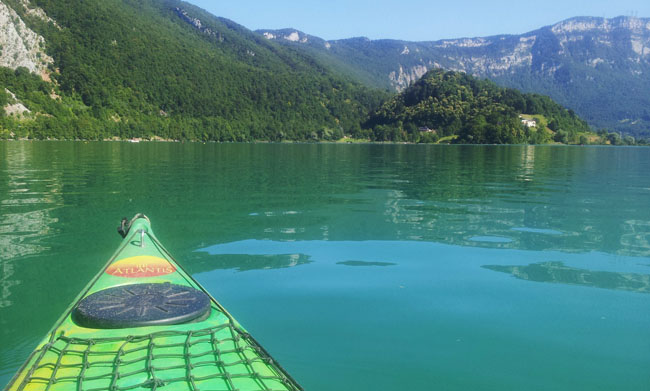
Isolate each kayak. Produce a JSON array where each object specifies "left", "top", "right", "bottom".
[{"left": 5, "top": 214, "right": 302, "bottom": 391}]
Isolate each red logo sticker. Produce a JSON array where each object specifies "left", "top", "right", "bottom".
[{"left": 106, "top": 256, "right": 176, "bottom": 278}]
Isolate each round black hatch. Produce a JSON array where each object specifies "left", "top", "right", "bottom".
[{"left": 72, "top": 283, "right": 211, "bottom": 329}]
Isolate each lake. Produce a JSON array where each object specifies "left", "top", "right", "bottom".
[{"left": 1, "top": 141, "right": 649, "bottom": 390}]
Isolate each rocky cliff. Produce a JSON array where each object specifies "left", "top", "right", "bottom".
[{"left": 0, "top": 0, "right": 52, "bottom": 75}]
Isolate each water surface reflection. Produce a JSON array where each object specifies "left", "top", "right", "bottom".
[
  {"left": 0, "top": 143, "right": 61, "bottom": 308},
  {"left": 1, "top": 142, "right": 650, "bottom": 391},
  {"left": 337, "top": 261, "right": 397, "bottom": 267},
  {"left": 483, "top": 261, "right": 650, "bottom": 293},
  {"left": 185, "top": 252, "right": 312, "bottom": 273}
]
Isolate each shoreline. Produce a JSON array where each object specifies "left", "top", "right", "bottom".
[{"left": 0, "top": 138, "right": 639, "bottom": 147}]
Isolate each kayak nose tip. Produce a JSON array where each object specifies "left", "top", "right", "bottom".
[{"left": 117, "top": 213, "right": 151, "bottom": 238}]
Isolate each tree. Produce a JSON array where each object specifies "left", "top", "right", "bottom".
[
  {"left": 0, "top": 89, "right": 8, "bottom": 111},
  {"left": 554, "top": 130, "right": 569, "bottom": 144},
  {"left": 606, "top": 132, "right": 622, "bottom": 145}
]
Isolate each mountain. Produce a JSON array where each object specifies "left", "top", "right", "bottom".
[
  {"left": 258, "top": 16, "right": 650, "bottom": 137},
  {"left": 361, "top": 68, "right": 591, "bottom": 144},
  {"left": 0, "top": 0, "right": 385, "bottom": 141},
  {"left": 0, "top": 1, "right": 605, "bottom": 144}
]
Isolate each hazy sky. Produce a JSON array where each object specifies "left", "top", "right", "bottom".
[{"left": 185, "top": 0, "right": 650, "bottom": 41}]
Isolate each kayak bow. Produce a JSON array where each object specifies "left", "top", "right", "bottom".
[{"left": 6, "top": 214, "right": 302, "bottom": 391}]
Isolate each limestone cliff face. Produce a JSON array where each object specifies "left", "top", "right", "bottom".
[
  {"left": 262, "top": 30, "right": 309, "bottom": 43},
  {"left": 435, "top": 36, "right": 537, "bottom": 78},
  {"left": 259, "top": 16, "right": 650, "bottom": 89},
  {"left": 388, "top": 64, "right": 428, "bottom": 88},
  {"left": 388, "top": 16, "right": 650, "bottom": 90},
  {"left": 549, "top": 17, "right": 650, "bottom": 60},
  {"left": 173, "top": 7, "right": 223, "bottom": 42},
  {"left": 0, "top": 0, "right": 53, "bottom": 74}
]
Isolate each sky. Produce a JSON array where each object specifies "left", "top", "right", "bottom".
[{"left": 186, "top": 0, "right": 650, "bottom": 41}]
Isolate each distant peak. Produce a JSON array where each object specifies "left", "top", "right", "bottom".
[{"left": 550, "top": 15, "right": 650, "bottom": 34}]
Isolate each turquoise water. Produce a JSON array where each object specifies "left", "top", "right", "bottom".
[{"left": 1, "top": 141, "right": 649, "bottom": 390}]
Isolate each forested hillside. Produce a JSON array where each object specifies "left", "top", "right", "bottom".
[
  {"left": 0, "top": 0, "right": 385, "bottom": 141},
  {"left": 362, "top": 69, "right": 591, "bottom": 144}
]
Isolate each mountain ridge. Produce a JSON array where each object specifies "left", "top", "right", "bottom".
[
  {"left": 0, "top": 2, "right": 630, "bottom": 143},
  {"left": 258, "top": 16, "right": 650, "bottom": 137}
]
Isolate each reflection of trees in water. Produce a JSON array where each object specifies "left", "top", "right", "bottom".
[
  {"left": 620, "top": 219, "right": 650, "bottom": 256},
  {"left": 1, "top": 142, "right": 61, "bottom": 307},
  {"left": 202, "top": 144, "right": 649, "bottom": 258},
  {"left": 363, "top": 145, "right": 650, "bottom": 257},
  {"left": 483, "top": 261, "right": 650, "bottom": 294}
]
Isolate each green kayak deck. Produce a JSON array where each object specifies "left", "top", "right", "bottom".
[{"left": 6, "top": 215, "right": 302, "bottom": 391}]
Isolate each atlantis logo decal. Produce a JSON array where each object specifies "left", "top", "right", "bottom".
[{"left": 106, "top": 256, "right": 176, "bottom": 277}]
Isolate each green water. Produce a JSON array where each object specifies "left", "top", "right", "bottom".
[{"left": 1, "top": 141, "right": 649, "bottom": 390}]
